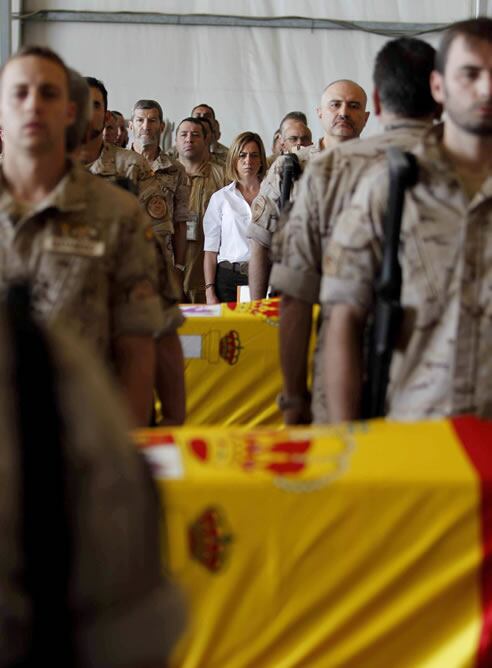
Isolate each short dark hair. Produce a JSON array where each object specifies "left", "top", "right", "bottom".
[
  {"left": 85, "top": 76, "right": 108, "bottom": 111},
  {"left": 279, "top": 111, "right": 308, "bottom": 135},
  {"left": 191, "top": 103, "right": 216, "bottom": 119},
  {"left": 111, "top": 110, "right": 123, "bottom": 119},
  {"left": 0, "top": 45, "right": 69, "bottom": 87},
  {"left": 197, "top": 116, "right": 213, "bottom": 139},
  {"left": 373, "top": 37, "right": 437, "bottom": 118},
  {"left": 176, "top": 117, "right": 206, "bottom": 138},
  {"left": 435, "top": 17, "right": 492, "bottom": 73},
  {"left": 132, "top": 99, "right": 163, "bottom": 122},
  {"left": 66, "top": 68, "right": 90, "bottom": 152}
]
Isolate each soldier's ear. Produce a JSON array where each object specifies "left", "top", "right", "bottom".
[
  {"left": 128, "top": 119, "right": 134, "bottom": 133},
  {"left": 316, "top": 105, "right": 322, "bottom": 120},
  {"left": 160, "top": 121, "right": 165, "bottom": 134},
  {"left": 430, "top": 70, "right": 445, "bottom": 105},
  {"left": 372, "top": 89, "right": 382, "bottom": 117}
]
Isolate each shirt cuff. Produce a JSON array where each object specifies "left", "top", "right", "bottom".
[
  {"left": 246, "top": 222, "right": 272, "bottom": 249},
  {"left": 203, "top": 240, "right": 220, "bottom": 253},
  {"left": 270, "top": 263, "right": 320, "bottom": 304},
  {"left": 320, "top": 275, "right": 372, "bottom": 310}
]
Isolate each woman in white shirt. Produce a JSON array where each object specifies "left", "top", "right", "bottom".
[{"left": 203, "top": 131, "right": 267, "bottom": 303}]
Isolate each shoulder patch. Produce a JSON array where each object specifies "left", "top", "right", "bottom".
[
  {"left": 252, "top": 195, "right": 267, "bottom": 222},
  {"left": 146, "top": 194, "right": 168, "bottom": 220}
]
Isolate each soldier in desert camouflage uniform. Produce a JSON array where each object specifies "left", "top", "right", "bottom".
[
  {"left": 322, "top": 18, "right": 492, "bottom": 421},
  {"left": 271, "top": 38, "right": 438, "bottom": 425},
  {"left": 247, "top": 78, "right": 369, "bottom": 301},
  {"left": 0, "top": 47, "right": 164, "bottom": 426},
  {"left": 129, "top": 99, "right": 191, "bottom": 296}
]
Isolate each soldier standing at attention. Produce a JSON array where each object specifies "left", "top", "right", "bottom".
[
  {"left": 175, "top": 117, "right": 226, "bottom": 303},
  {"left": 322, "top": 19, "right": 492, "bottom": 421},
  {"left": 0, "top": 46, "right": 164, "bottom": 425},
  {"left": 271, "top": 38, "right": 438, "bottom": 425},
  {"left": 79, "top": 82, "right": 186, "bottom": 425},
  {"left": 129, "top": 99, "right": 190, "bottom": 299},
  {"left": 247, "top": 79, "right": 369, "bottom": 301}
]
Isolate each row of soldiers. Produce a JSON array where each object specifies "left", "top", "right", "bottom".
[
  {"left": 1, "top": 17, "right": 491, "bottom": 433},
  {"left": 251, "top": 17, "right": 492, "bottom": 425}
]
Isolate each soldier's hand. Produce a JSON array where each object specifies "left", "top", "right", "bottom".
[
  {"left": 205, "top": 285, "right": 220, "bottom": 305},
  {"left": 282, "top": 405, "right": 312, "bottom": 426}
]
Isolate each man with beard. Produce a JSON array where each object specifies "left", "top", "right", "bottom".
[
  {"left": 247, "top": 79, "right": 369, "bottom": 300},
  {"left": 322, "top": 18, "right": 492, "bottom": 421},
  {"left": 175, "top": 117, "right": 226, "bottom": 303}
]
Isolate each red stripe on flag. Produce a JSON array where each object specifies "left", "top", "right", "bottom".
[{"left": 452, "top": 416, "right": 492, "bottom": 667}]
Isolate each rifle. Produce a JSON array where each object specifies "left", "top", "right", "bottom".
[
  {"left": 363, "top": 147, "right": 418, "bottom": 419},
  {"left": 279, "top": 153, "right": 302, "bottom": 212}
]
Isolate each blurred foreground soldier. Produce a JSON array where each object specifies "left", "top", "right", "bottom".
[
  {"left": 176, "top": 117, "right": 226, "bottom": 302},
  {"left": 112, "top": 109, "right": 128, "bottom": 147},
  {"left": 273, "top": 38, "right": 437, "bottom": 424},
  {"left": 0, "top": 288, "right": 184, "bottom": 666},
  {"left": 248, "top": 79, "right": 369, "bottom": 300},
  {"left": 191, "top": 103, "right": 229, "bottom": 166},
  {"left": 0, "top": 47, "right": 164, "bottom": 425},
  {"left": 322, "top": 19, "right": 492, "bottom": 421}
]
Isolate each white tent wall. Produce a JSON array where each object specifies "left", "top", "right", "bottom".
[{"left": 15, "top": 1, "right": 489, "bottom": 147}]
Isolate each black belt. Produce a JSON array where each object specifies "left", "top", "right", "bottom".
[{"left": 218, "top": 261, "right": 249, "bottom": 276}]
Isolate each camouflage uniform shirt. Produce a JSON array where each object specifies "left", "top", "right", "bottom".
[
  {"left": 87, "top": 143, "right": 184, "bottom": 330},
  {"left": 147, "top": 148, "right": 191, "bottom": 235},
  {"left": 0, "top": 162, "right": 167, "bottom": 357},
  {"left": 321, "top": 123, "right": 492, "bottom": 419},
  {"left": 269, "top": 119, "right": 431, "bottom": 423},
  {"left": 247, "top": 143, "right": 322, "bottom": 251}
]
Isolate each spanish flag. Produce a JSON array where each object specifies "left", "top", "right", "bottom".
[{"left": 137, "top": 416, "right": 492, "bottom": 667}]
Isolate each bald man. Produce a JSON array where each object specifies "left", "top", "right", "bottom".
[
  {"left": 316, "top": 79, "right": 369, "bottom": 150},
  {"left": 247, "top": 79, "right": 369, "bottom": 301}
]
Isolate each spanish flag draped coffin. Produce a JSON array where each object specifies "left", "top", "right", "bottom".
[
  {"left": 136, "top": 416, "right": 492, "bottom": 668},
  {"left": 178, "top": 298, "right": 316, "bottom": 426}
]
